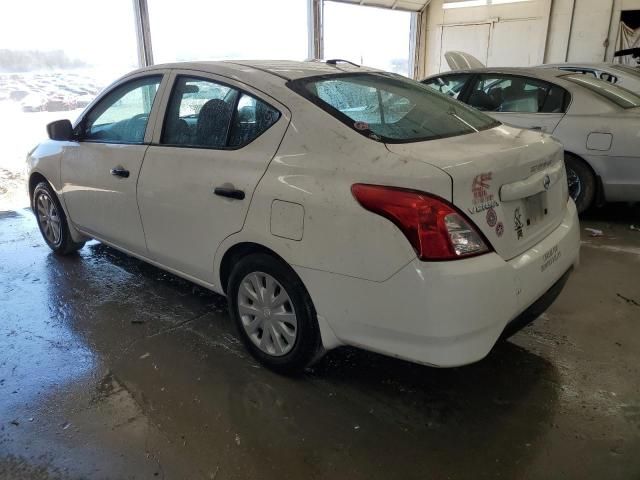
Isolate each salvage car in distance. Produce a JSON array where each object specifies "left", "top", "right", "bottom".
[
  {"left": 28, "top": 60, "right": 580, "bottom": 372},
  {"left": 423, "top": 62, "right": 640, "bottom": 213}
]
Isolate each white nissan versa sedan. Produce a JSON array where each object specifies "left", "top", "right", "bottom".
[{"left": 27, "top": 60, "right": 580, "bottom": 372}]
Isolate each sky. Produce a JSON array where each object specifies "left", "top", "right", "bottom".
[
  {"left": 148, "top": 0, "right": 309, "bottom": 62},
  {"left": 324, "top": 2, "right": 411, "bottom": 75},
  {"left": 0, "top": 0, "right": 410, "bottom": 75},
  {"left": 0, "top": 0, "right": 138, "bottom": 71}
]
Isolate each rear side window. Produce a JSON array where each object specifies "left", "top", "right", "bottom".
[
  {"left": 611, "top": 65, "right": 640, "bottom": 79},
  {"left": 559, "top": 67, "right": 598, "bottom": 78},
  {"left": 469, "top": 75, "right": 570, "bottom": 114},
  {"left": 564, "top": 74, "right": 640, "bottom": 109},
  {"left": 599, "top": 72, "right": 618, "bottom": 84},
  {"left": 289, "top": 73, "right": 499, "bottom": 143},
  {"left": 422, "top": 74, "right": 470, "bottom": 99},
  {"left": 228, "top": 94, "right": 280, "bottom": 147},
  {"left": 162, "top": 76, "right": 280, "bottom": 148}
]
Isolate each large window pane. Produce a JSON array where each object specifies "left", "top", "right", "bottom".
[
  {"left": 148, "top": 0, "right": 308, "bottom": 63},
  {"left": 0, "top": 0, "right": 138, "bottom": 209},
  {"left": 323, "top": 2, "right": 411, "bottom": 77}
]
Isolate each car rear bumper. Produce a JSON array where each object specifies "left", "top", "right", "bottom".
[
  {"left": 295, "top": 199, "right": 580, "bottom": 367},
  {"left": 500, "top": 266, "right": 572, "bottom": 340}
]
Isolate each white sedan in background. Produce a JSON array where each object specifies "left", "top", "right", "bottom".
[
  {"left": 539, "top": 62, "right": 640, "bottom": 93},
  {"left": 28, "top": 60, "right": 579, "bottom": 372},
  {"left": 423, "top": 63, "right": 640, "bottom": 213}
]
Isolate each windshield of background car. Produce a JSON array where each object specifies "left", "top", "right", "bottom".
[
  {"left": 564, "top": 74, "right": 640, "bottom": 109},
  {"left": 288, "top": 73, "right": 500, "bottom": 143}
]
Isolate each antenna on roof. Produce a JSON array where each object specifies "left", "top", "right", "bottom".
[{"left": 326, "top": 59, "right": 360, "bottom": 67}]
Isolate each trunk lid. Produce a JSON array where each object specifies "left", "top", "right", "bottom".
[
  {"left": 386, "top": 125, "right": 568, "bottom": 260},
  {"left": 445, "top": 51, "right": 486, "bottom": 71}
]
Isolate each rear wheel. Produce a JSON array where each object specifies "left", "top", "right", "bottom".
[
  {"left": 227, "top": 253, "right": 321, "bottom": 374},
  {"left": 33, "top": 181, "right": 85, "bottom": 255},
  {"left": 564, "top": 153, "right": 595, "bottom": 214}
]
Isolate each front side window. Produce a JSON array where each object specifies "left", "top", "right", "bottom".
[
  {"left": 289, "top": 73, "right": 499, "bottom": 143},
  {"left": 564, "top": 74, "right": 640, "bottom": 109},
  {"left": 469, "top": 75, "right": 569, "bottom": 113},
  {"left": 83, "top": 76, "right": 162, "bottom": 143},
  {"left": 422, "top": 74, "right": 470, "bottom": 99},
  {"left": 162, "top": 77, "right": 280, "bottom": 148}
]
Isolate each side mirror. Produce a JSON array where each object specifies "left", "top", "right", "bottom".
[{"left": 46, "top": 119, "right": 74, "bottom": 141}]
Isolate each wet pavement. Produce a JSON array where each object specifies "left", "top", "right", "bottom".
[{"left": 0, "top": 205, "right": 639, "bottom": 480}]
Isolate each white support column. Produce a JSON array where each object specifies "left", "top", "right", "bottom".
[
  {"left": 411, "top": 3, "right": 430, "bottom": 79},
  {"left": 307, "top": 0, "right": 324, "bottom": 60},
  {"left": 409, "top": 12, "right": 418, "bottom": 78},
  {"left": 133, "top": 0, "right": 154, "bottom": 67}
]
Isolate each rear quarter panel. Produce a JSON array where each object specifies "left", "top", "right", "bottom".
[
  {"left": 214, "top": 96, "right": 453, "bottom": 284},
  {"left": 552, "top": 112, "right": 636, "bottom": 155}
]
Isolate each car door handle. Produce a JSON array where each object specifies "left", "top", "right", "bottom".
[
  {"left": 214, "top": 187, "right": 245, "bottom": 200},
  {"left": 110, "top": 167, "right": 130, "bottom": 178},
  {"left": 531, "top": 126, "right": 543, "bottom": 131}
]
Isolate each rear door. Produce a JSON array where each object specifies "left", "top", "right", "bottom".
[
  {"left": 137, "top": 70, "right": 290, "bottom": 283},
  {"left": 465, "top": 74, "right": 568, "bottom": 134}
]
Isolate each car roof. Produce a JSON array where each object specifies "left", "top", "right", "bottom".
[
  {"left": 539, "top": 62, "right": 622, "bottom": 70},
  {"left": 132, "top": 60, "right": 378, "bottom": 81}
]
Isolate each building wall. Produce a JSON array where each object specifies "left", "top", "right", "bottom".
[
  {"left": 420, "top": 0, "right": 640, "bottom": 77},
  {"left": 606, "top": 0, "right": 640, "bottom": 58},
  {"left": 545, "top": 0, "right": 640, "bottom": 63},
  {"left": 422, "top": 0, "right": 552, "bottom": 76}
]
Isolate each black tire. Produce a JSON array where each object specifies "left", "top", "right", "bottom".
[
  {"left": 227, "top": 253, "right": 321, "bottom": 374},
  {"left": 564, "top": 153, "right": 595, "bottom": 214},
  {"left": 32, "top": 181, "right": 85, "bottom": 255}
]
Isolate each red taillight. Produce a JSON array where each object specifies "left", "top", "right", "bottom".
[{"left": 351, "top": 184, "right": 491, "bottom": 261}]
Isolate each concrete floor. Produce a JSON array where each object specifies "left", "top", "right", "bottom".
[{"left": 0, "top": 205, "right": 639, "bottom": 480}]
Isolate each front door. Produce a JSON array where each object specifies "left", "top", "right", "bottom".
[
  {"left": 61, "top": 74, "right": 166, "bottom": 254},
  {"left": 137, "top": 72, "right": 290, "bottom": 284},
  {"left": 466, "top": 73, "right": 568, "bottom": 134}
]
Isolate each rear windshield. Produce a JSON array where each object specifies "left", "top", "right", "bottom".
[
  {"left": 564, "top": 74, "right": 640, "bottom": 109},
  {"left": 288, "top": 73, "right": 500, "bottom": 143}
]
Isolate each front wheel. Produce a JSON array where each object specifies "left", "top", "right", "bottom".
[
  {"left": 564, "top": 154, "right": 595, "bottom": 214},
  {"left": 227, "top": 253, "right": 322, "bottom": 374},
  {"left": 33, "top": 181, "right": 85, "bottom": 255}
]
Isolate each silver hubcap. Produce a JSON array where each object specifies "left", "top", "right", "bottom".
[
  {"left": 566, "top": 168, "right": 581, "bottom": 202},
  {"left": 36, "top": 192, "right": 61, "bottom": 245},
  {"left": 237, "top": 272, "right": 297, "bottom": 357}
]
